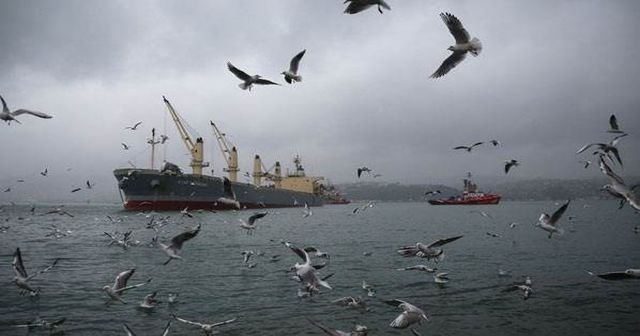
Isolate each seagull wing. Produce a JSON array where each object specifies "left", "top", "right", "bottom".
[
  {"left": 247, "top": 212, "right": 268, "bottom": 225},
  {"left": 595, "top": 271, "right": 634, "bottom": 280},
  {"left": 254, "top": 78, "right": 280, "bottom": 86},
  {"left": 0, "top": 94, "right": 9, "bottom": 113},
  {"left": 27, "top": 258, "right": 59, "bottom": 280},
  {"left": 378, "top": 0, "right": 391, "bottom": 11},
  {"left": 428, "top": 235, "right": 463, "bottom": 248},
  {"left": 161, "top": 321, "right": 171, "bottom": 336},
  {"left": 175, "top": 316, "right": 205, "bottom": 328},
  {"left": 549, "top": 200, "right": 570, "bottom": 225},
  {"left": 169, "top": 224, "right": 201, "bottom": 250},
  {"left": 289, "top": 245, "right": 310, "bottom": 264},
  {"left": 308, "top": 319, "right": 342, "bottom": 336},
  {"left": 113, "top": 269, "right": 135, "bottom": 291},
  {"left": 609, "top": 114, "right": 620, "bottom": 131},
  {"left": 227, "top": 62, "right": 252, "bottom": 81},
  {"left": 210, "top": 317, "right": 237, "bottom": 328},
  {"left": 123, "top": 324, "right": 137, "bottom": 336},
  {"left": 11, "top": 109, "right": 52, "bottom": 119},
  {"left": 471, "top": 142, "right": 484, "bottom": 148},
  {"left": 440, "top": 12, "right": 470, "bottom": 44},
  {"left": 608, "top": 147, "right": 623, "bottom": 167},
  {"left": 453, "top": 146, "right": 469, "bottom": 150},
  {"left": 576, "top": 143, "right": 599, "bottom": 154},
  {"left": 599, "top": 157, "right": 625, "bottom": 185},
  {"left": 344, "top": 2, "right": 374, "bottom": 14},
  {"left": 12, "top": 248, "right": 28, "bottom": 278},
  {"left": 223, "top": 177, "right": 236, "bottom": 199},
  {"left": 289, "top": 49, "right": 306, "bottom": 74},
  {"left": 431, "top": 51, "right": 467, "bottom": 78}
]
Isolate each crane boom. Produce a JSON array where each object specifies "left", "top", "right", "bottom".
[
  {"left": 162, "top": 96, "right": 209, "bottom": 175},
  {"left": 210, "top": 121, "right": 239, "bottom": 182}
]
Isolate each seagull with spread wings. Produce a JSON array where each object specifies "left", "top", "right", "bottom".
[
  {"left": 125, "top": 122, "right": 142, "bottom": 130},
  {"left": 344, "top": 0, "right": 391, "bottom": 15},
  {"left": 239, "top": 212, "right": 268, "bottom": 235},
  {"left": 383, "top": 299, "right": 429, "bottom": 329},
  {"left": 173, "top": 315, "right": 237, "bottom": 336},
  {"left": 576, "top": 133, "right": 626, "bottom": 167},
  {"left": 0, "top": 94, "right": 52, "bottom": 124},
  {"left": 598, "top": 156, "right": 640, "bottom": 211},
  {"left": 535, "top": 200, "right": 570, "bottom": 238},
  {"left": 160, "top": 224, "right": 201, "bottom": 265},
  {"left": 282, "top": 49, "right": 306, "bottom": 84},
  {"left": 587, "top": 268, "right": 640, "bottom": 280},
  {"left": 431, "top": 12, "right": 482, "bottom": 78},
  {"left": 102, "top": 268, "right": 151, "bottom": 303},
  {"left": 397, "top": 235, "right": 463, "bottom": 262},
  {"left": 504, "top": 159, "right": 520, "bottom": 174},
  {"left": 453, "top": 142, "right": 484, "bottom": 152},
  {"left": 227, "top": 62, "right": 279, "bottom": 91},
  {"left": 12, "top": 248, "right": 59, "bottom": 295}
]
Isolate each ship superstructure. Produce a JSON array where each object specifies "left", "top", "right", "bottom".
[{"left": 428, "top": 173, "right": 500, "bottom": 205}]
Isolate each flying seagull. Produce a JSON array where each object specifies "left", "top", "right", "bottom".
[
  {"left": 125, "top": 122, "right": 142, "bottom": 130},
  {"left": 12, "top": 247, "right": 59, "bottom": 295},
  {"left": 535, "top": 200, "right": 570, "bottom": 238},
  {"left": 397, "top": 235, "right": 463, "bottom": 262},
  {"left": 453, "top": 142, "right": 484, "bottom": 152},
  {"left": 424, "top": 190, "right": 441, "bottom": 196},
  {"left": 121, "top": 143, "right": 130, "bottom": 150},
  {"left": 607, "top": 114, "right": 624, "bottom": 134},
  {"left": 217, "top": 177, "right": 240, "bottom": 209},
  {"left": 173, "top": 315, "right": 237, "bottom": 336},
  {"left": 587, "top": 269, "right": 640, "bottom": 280},
  {"left": 138, "top": 291, "right": 160, "bottom": 309},
  {"left": 239, "top": 212, "right": 268, "bottom": 235},
  {"left": 504, "top": 159, "right": 520, "bottom": 174},
  {"left": 287, "top": 244, "right": 332, "bottom": 292},
  {"left": 489, "top": 139, "right": 501, "bottom": 146},
  {"left": 579, "top": 160, "right": 592, "bottom": 169},
  {"left": 357, "top": 167, "right": 372, "bottom": 178},
  {"left": 431, "top": 12, "right": 482, "bottom": 78},
  {"left": 576, "top": 133, "right": 626, "bottom": 167},
  {"left": 40, "top": 168, "right": 48, "bottom": 176},
  {"left": 0, "top": 94, "right": 52, "bottom": 124},
  {"left": 102, "top": 268, "right": 151, "bottom": 303},
  {"left": 160, "top": 224, "right": 201, "bottom": 265},
  {"left": 227, "top": 62, "right": 279, "bottom": 91},
  {"left": 383, "top": 299, "right": 429, "bottom": 329},
  {"left": 598, "top": 156, "right": 640, "bottom": 211},
  {"left": 282, "top": 49, "right": 306, "bottom": 84},
  {"left": 344, "top": 0, "right": 391, "bottom": 15}
]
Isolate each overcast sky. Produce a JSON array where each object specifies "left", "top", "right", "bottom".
[{"left": 1, "top": 0, "right": 639, "bottom": 202}]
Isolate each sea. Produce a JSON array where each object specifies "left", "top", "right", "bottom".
[{"left": 0, "top": 200, "right": 638, "bottom": 335}]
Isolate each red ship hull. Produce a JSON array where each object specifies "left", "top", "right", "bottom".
[{"left": 428, "top": 194, "right": 501, "bottom": 205}]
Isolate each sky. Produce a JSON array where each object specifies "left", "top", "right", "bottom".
[{"left": 1, "top": 0, "right": 639, "bottom": 202}]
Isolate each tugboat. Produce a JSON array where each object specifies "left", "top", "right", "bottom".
[{"left": 428, "top": 173, "right": 500, "bottom": 205}]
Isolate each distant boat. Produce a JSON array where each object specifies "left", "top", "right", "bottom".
[{"left": 428, "top": 173, "right": 500, "bottom": 205}]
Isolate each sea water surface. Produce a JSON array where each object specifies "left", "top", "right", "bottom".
[{"left": 0, "top": 200, "right": 638, "bottom": 335}]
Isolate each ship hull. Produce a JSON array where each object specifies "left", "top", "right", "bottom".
[
  {"left": 428, "top": 195, "right": 501, "bottom": 205},
  {"left": 114, "top": 169, "right": 324, "bottom": 211}
]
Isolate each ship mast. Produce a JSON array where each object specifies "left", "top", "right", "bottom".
[
  {"left": 147, "top": 128, "right": 159, "bottom": 169},
  {"left": 210, "top": 121, "right": 239, "bottom": 182},
  {"left": 162, "top": 96, "right": 209, "bottom": 175}
]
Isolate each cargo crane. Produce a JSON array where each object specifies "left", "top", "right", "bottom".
[
  {"left": 210, "top": 121, "right": 239, "bottom": 182},
  {"left": 162, "top": 96, "right": 209, "bottom": 175}
]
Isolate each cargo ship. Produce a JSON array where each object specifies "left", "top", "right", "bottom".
[
  {"left": 320, "top": 184, "right": 351, "bottom": 205},
  {"left": 114, "top": 96, "right": 325, "bottom": 211},
  {"left": 428, "top": 173, "right": 500, "bottom": 205}
]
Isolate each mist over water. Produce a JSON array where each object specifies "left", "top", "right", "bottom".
[{"left": 0, "top": 201, "right": 638, "bottom": 335}]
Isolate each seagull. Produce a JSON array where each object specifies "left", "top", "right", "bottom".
[
  {"left": 180, "top": 206, "right": 193, "bottom": 218},
  {"left": 302, "top": 202, "right": 313, "bottom": 218},
  {"left": 288, "top": 244, "right": 332, "bottom": 292},
  {"left": 217, "top": 177, "right": 240, "bottom": 209},
  {"left": 125, "top": 122, "right": 142, "bottom": 130},
  {"left": 396, "top": 265, "right": 438, "bottom": 273},
  {"left": 227, "top": 62, "right": 279, "bottom": 91},
  {"left": 453, "top": 142, "right": 484, "bottom": 152},
  {"left": 607, "top": 114, "right": 625, "bottom": 134},
  {"left": 489, "top": 139, "right": 501, "bottom": 146},
  {"left": 308, "top": 319, "right": 370, "bottom": 336},
  {"left": 598, "top": 156, "right": 640, "bottom": 211},
  {"left": 160, "top": 224, "right": 201, "bottom": 265},
  {"left": 579, "top": 160, "right": 592, "bottom": 169},
  {"left": 434, "top": 272, "right": 449, "bottom": 284},
  {"left": 241, "top": 250, "right": 255, "bottom": 264},
  {"left": 424, "top": 190, "right": 441, "bottom": 196},
  {"left": 383, "top": 299, "right": 429, "bottom": 329},
  {"left": 431, "top": 12, "right": 482, "bottom": 78},
  {"left": 70, "top": 187, "right": 82, "bottom": 193},
  {"left": 86, "top": 180, "right": 94, "bottom": 189},
  {"left": 397, "top": 235, "right": 463, "bottom": 262},
  {"left": 12, "top": 248, "right": 58, "bottom": 295},
  {"left": 587, "top": 269, "right": 640, "bottom": 280},
  {"left": 40, "top": 168, "right": 48, "bottom": 176},
  {"left": 160, "top": 134, "right": 169, "bottom": 144},
  {"left": 332, "top": 296, "right": 369, "bottom": 311},
  {"left": 14, "top": 317, "right": 66, "bottom": 333},
  {"left": 504, "top": 159, "right": 520, "bottom": 174},
  {"left": 576, "top": 133, "right": 627, "bottom": 167},
  {"left": 138, "top": 291, "right": 159, "bottom": 309},
  {"left": 239, "top": 212, "right": 268, "bottom": 235},
  {"left": 344, "top": 0, "right": 391, "bottom": 15},
  {"left": 282, "top": 49, "right": 306, "bottom": 84},
  {"left": 535, "top": 200, "right": 570, "bottom": 238},
  {"left": 361, "top": 280, "right": 376, "bottom": 297},
  {"left": 124, "top": 321, "right": 171, "bottom": 336},
  {"left": 102, "top": 269, "right": 151, "bottom": 303},
  {"left": 0, "top": 94, "right": 52, "bottom": 124},
  {"left": 304, "top": 246, "right": 330, "bottom": 259},
  {"left": 173, "top": 315, "right": 237, "bottom": 336},
  {"left": 103, "top": 230, "right": 133, "bottom": 249},
  {"left": 122, "top": 143, "right": 130, "bottom": 150},
  {"left": 357, "top": 167, "right": 372, "bottom": 178},
  {"left": 505, "top": 284, "right": 533, "bottom": 300}
]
